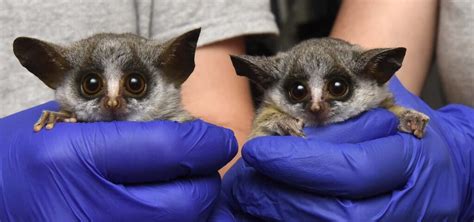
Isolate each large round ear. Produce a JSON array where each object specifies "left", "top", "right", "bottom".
[
  {"left": 13, "top": 37, "right": 70, "bottom": 89},
  {"left": 230, "top": 55, "right": 279, "bottom": 89},
  {"left": 359, "top": 47, "right": 406, "bottom": 85},
  {"left": 158, "top": 28, "right": 201, "bottom": 86}
]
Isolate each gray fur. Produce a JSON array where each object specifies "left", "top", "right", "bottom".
[{"left": 14, "top": 31, "right": 199, "bottom": 122}]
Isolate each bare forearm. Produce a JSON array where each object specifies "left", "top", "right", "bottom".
[
  {"left": 330, "top": 0, "right": 438, "bottom": 95},
  {"left": 181, "top": 37, "right": 253, "bottom": 174}
]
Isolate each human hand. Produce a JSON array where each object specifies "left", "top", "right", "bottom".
[
  {"left": 0, "top": 101, "right": 237, "bottom": 221},
  {"left": 216, "top": 78, "right": 474, "bottom": 221}
]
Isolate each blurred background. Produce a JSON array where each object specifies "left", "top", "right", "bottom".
[{"left": 247, "top": 0, "right": 446, "bottom": 108}]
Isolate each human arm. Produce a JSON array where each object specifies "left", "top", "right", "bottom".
[
  {"left": 330, "top": 0, "right": 438, "bottom": 95},
  {"left": 150, "top": 0, "right": 279, "bottom": 174},
  {"left": 182, "top": 37, "right": 253, "bottom": 174}
]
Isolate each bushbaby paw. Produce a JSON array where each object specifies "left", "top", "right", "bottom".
[
  {"left": 280, "top": 118, "right": 305, "bottom": 137},
  {"left": 398, "top": 110, "right": 430, "bottom": 138}
]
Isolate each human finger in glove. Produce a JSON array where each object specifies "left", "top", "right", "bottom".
[
  {"left": 0, "top": 101, "right": 237, "bottom": 221},
  {"left": 215, "top": 77, "right": 474, "bottom": 221}
]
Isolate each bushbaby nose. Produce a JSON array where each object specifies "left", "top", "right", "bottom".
[
  {"left": 104, "top": 97, "right": 121, "bottom": 110},
  {"left": 310, "top": 102, "right": 321, "bottom": 112}
]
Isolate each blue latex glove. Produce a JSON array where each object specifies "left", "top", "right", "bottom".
[
  {"left": 0, "top": 101, "right": 237, "bottom": 221},
  {"left": 214, "top": 78, "right": 474, "bottom": 221}
]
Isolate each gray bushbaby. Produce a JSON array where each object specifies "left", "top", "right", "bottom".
[
  {"left": 13, "top": 29, "right": 200, "bottom": 132},
  {"left": 231, "top": 38, "right": 429, "bottom": 139}
]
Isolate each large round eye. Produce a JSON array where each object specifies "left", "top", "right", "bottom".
[
  {"left": 125, "top": 73, "right": 146, "bottom": 96},
  {"left": 81, "top": 73, "right": 103, "bottom": 96},
  {"left": 288, "top": 81, "right": 309, "bottom": 102},
  {"left": 327, "top": 77, "right": 349, "bottom": 98}
]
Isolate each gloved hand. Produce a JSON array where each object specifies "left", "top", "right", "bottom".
[
  {"left": 214, "top": 77, "right": 474, "bottom": 221},
  {"left": 0, "top": 101, "right": 237, "bottom": 221}
]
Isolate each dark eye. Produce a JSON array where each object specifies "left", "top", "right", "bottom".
[
  {"left": 81, "top": 73, "right": 103, "bottom": 96},
  {"left": 327, "top": 77, "right": 350, "bottom": 98},
  {"left": 288, "top": 81, "right": 309, "bottom": 102},
  {"left": 125, "top": 73, "right": 146, "bottom": 96}
]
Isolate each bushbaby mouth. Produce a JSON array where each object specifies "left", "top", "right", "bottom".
[
  {"left": 93, "top": 108, "right": 130, "bottom": 121},
  {"left": 110, "top": 111, "right": 130, "bottom": 121},
  {"left": 314, "top": 115, "right": 330, "bottom": 125},
  {"left": 308, "top": 109, "right": 330, "bottom": 124},
  {"left": 300, "top": 111, "right": 330, "bottom": 126}
]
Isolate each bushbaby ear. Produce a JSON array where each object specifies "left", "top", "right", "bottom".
[
  {"left": 159, "top": 28, "right": 200, "bottom": 86},
  {"left": 360, "top": 47, "right": 406, "bottom": 85},
  {"left": 13, "top": 37, "right": 70, "bottom": 89},
  {"left": 230, "top": 55, "right": 278, "bottom": 89}
]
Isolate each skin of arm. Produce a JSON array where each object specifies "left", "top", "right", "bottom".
[
  {"left": 330, "top": 0, "right": 438, "bottom": 95},
  {"left": 181, "top": 37, "right": 253, "bottom": 174}
]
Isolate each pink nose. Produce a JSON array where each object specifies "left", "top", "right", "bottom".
[
  {"left": 104, "top": 97, "right": 121, "bottom": 110},
  {"left": 310, "top": 103, "right": 320, "bottom": 112},
  {"left": 310, "top": 101, "right": 324, "bottom": 113}
]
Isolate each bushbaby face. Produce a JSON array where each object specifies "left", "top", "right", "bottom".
[
  {"left": 13, "top": 29, "right": 200, "bottom": 121},
  {"left": 231, "top": 38, "right": 406, "bottom": 125}
]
